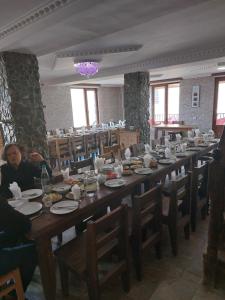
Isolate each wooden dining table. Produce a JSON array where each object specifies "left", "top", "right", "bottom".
[
  {"left": 30, "top": 141, "right": 218, "bottom": 300},
  {"left": 153, "top": 124, "right": 196, "bottom": 139}
]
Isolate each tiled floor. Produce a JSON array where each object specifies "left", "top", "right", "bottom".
[{"left": 26, "top": 218, "right": 225, "bottom": 300}]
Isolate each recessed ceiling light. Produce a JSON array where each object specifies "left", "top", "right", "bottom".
[{"left": 217, "top": 62, "right": 225, "bottom": 70}]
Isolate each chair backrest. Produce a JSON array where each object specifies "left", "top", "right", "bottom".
[
  {"left": 110, "top": 129, "right": 119, "bottom": 146},
  {"left": 0, "top": 268, "right": 24, "bottom": 300},
  {"left": 56, "top": 138, "right": 72, "bottom": 160},
  {"left": 99, "top": 152, "right": 115, "bottom": 164},
  {"left": 103, "top": 145, "right": 120, "bottom": 159},
  {"left": 132, "top": 185, "right": 162, "bottom": 250},
  {"left": 71, "top": 157, "right": 94, "bottom": 174},
  {"left": 85, "top": 133, "right": 97, "bottom": 153},
  {"left": 192, "top": 162, "right": 209, "bottom": 199},
  {"left": 86, "top": 205, "right": 129, "bottom": 288},
  {"left": 70, "top": 135, "right": 86, "bottom": 158},
  {"left": 169, "top": 173, "right": 191, "bottom": 217}
]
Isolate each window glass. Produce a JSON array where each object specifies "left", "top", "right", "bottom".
[
  {"left": 87, "top": 90, "right": 98, "bottom": 125},
  {"left": 168, "top": 83, "right": 180, "bottom": 123},
  {"left": 154, "top": 87, "right": 165, "bottom": 122},
  {"left": 71, "top": 89, "right": 87, "bottom": 127},
  {"left": 216, "top": 81, "right": 225, "bottom": 125}
]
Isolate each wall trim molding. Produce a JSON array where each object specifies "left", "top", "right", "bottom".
[{"left": 0, "top": 0, "right": 74, "bottom": 40}]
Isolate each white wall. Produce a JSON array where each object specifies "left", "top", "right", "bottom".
[
  {"left": 179, "top": 76, "right": 215, "bottom": 131},
  {"left": 41, "top": 85, "right": 73, "bottom": 130},
  {"left": 98, "top": 87, "right": 124, "bottom": 123},
  {"left": 41, "top": 85, "right": 124, "bottom": 129}
]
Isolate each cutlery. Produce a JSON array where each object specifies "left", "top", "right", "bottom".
[{"left": 53, "top": 205, "right": 77, "bottom": 210}]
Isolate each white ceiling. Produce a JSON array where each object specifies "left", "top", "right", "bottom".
[{"left": 1, "top": 0, "right": 225, "bottom": 85}]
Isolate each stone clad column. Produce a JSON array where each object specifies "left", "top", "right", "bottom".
[
  {"left": 0, "top": 52, "right": 48, "bottom": 156},
  {"left": 124, "top": 71, "right": 150, "bottom": 143}
]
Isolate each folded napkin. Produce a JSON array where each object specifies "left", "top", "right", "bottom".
[
  {"left": 9, "top": 182, "right": 22, "bottom": 200},
  {"left": 143, "top": 154, "right": 151, "bottom": 168},
  {"left": 125, "top": 148, "right": 131, "bottom": 160},
  {"left": 95, "top": 157, "right": 105, "bottom": 171},
  {"left": 195, "top": 129, "right": 201, "bottom": 137},
  {"left": 165, "top": 147, "right": 171, "bottom": 158},
  {"left": 61, "top": 168, "right": 70, "bottom": 180},
  {"left": 144, "top": 144, "right": 151, "bottom": 154}
]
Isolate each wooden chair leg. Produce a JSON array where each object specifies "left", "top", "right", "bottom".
[
  {"left": 121, "top": 270, "right": 130, "bottom": 293},
  {"left": 14, "top": 269, "right": 25, "bottom": 300},
  {"left": 155, "top": 241, "right": 162, "bottom": 259},
  {"left": 58, "top": 261, "right": 69, "bottom": 296},
  {"left": 168, "top": 223, "right": 178, "bottom": 256},
  {"left": 184, "top": 223, "right": 190, "bottom": 240}
]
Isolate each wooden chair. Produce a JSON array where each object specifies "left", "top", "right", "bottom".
[
  {"left": 103, "top": 145, "right": 120, "bottom": 159},
  {"left": 70, "top": 135, "right": 86, "bottom": 161},
  {"left": 110, "top": 129, "right": 120, "bottom": 146},
  {"left": 97, "top": 131, "right": 109, "bottom": 155},
  {"left": 0, "top": 268, "right": 24, "bottom": 300},
  {"left": 55, "top": 205, "right": 130, "bottom": 300},
  {"left": 48, "top": 138, "right": 73, "bottom": 170},
  {"left": 162, "top": 173, "right": 191, "bottom": 256},
  {"left": 71, "top": 157, "right": 94, "bottom": 174},
  {"left": 130, "top": 143, "right": 145, "bottom": 157},
  {"left": 191, "top": 161, "right": 210, "bottom": 232},
  {"left": 99, "top": 152, "right": 115, "bottom": 164},
  {"left": 131, "top": 185, "right": 162, "bottom": 280},
  {"left": 85, "top": 133, "right": 98, "bottom": 158}
]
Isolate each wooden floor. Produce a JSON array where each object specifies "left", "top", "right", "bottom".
[{"left": 26, "top": 217, "right": 225, "bottom": 300}]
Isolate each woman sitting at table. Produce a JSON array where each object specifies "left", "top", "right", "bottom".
[
  {"left": 0, "top": 199, "right": 37, "bottom": 297},
  {"left": 0, "top": 143, "right": 52, "bottom": 199}
]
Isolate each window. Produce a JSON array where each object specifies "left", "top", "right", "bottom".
[
  {"left": 213, "top": 77, "right": 225, "bottom": 137},
  {"left": 151, "top": 82, "right": 180, "bottom": 124},
  {"left": 70, "top": 88, "right": 99, "bottom": 127}
]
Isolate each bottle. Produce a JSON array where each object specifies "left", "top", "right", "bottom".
[{"left": 41, "top": 165, "right": 51, "bottom": 194}]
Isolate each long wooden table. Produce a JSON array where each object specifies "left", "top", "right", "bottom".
[
  {"left": 31, "top": 142, "right": 218, "bottom": 300},
  {"left": 153, "top": 124, "right": 195, "bottom": 139}
]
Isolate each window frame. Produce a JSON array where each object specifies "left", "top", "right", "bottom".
[
  {"left": 71, "top": 87, "right": 99, "bottom": 127},
  {"left": 151, "top": 81, "right": 180, "bottom": 124}
]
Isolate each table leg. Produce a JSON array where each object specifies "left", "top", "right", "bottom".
[{"left": 36, "top": 238, "right": 56, "bottom": 300}]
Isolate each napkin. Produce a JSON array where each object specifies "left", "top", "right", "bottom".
[
  {"left": 61, "top": 168, "right": 70, "bottom": 180},
  {"left": 143, "top": 154, "right": 151, "bottom": 168},
  {"left": 9, "top": 182, "right": 22, "bottom": 200},
  {"left": 71, "top": 184, "right": 81, "bottom": 201},
  {"left": 195, "top": 129, "right": 201, "bottom": 137},
  {"left": 176, "top": 134, "right": 181, "bottom": 142},
  {"left": 165, "top": 147, "right": 171, "bottom": 158},
  {"left": 187, "top": 130, "right": 192, "bottom": 138},
  {"left": 125, "top": 148, "right": 131, "bottom": 160},
  {"left": 95, "top": 157, "right": 105, "bottom": 171},
  {"left": 144, "top": 144, "right": 151, "bottom": 154}
]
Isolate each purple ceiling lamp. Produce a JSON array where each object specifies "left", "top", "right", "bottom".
[{"left": 74, "top": 60, "right": 100, "bottom": 77}]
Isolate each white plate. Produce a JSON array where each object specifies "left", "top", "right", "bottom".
[
  {"left": 134, "top": 168, "right": 153, "bottom": 175},
  {"left": 52, "top": 184, "right": 71, "bottom": 193},
  {"left": 22, "top": 189, "right": 43, "bottom": 200},
  {"left": 8, "top": 199, "right": 28, "bottom": 208},
  {"left": 50, "top": 200, "right": 79, "bottom": 215},
  {"left": 104, "top": 179, "right": 126, "bottom": 188},
  {"left": 16, "top": 202, "right": 42, "bottom": 215},
  {"left": 158, "top": 159, "right": 176, "bottom": 165}
]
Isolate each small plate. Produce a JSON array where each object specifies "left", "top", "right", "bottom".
[
  {"left": 104, "top": 179, "right": 126, "bottom": 188},
  {"left": 8, "top": 199, "right": 28, "bottom": 208},
  {"left": 158, "top": 159, "right": 176, "bottom": 165},
  {"left": 16, "top": 202, "right": 42, "bottom": 216},
  {"left": 52, "top": 184, "right": 71, "bottom": 194},
  {"left": 134, "top": 168, "right": 153, "bottom": 175},
  {"left": 22, "top": 189, "right": 43, "bottom": 200},
  {"left": 50, "top": 200, "right": 79, "bottom": 215}
]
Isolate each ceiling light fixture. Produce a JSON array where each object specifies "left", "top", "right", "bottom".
[
  {"left": 74, "top": 60, "right": 99, "bottom": 77},
  {"left": 217, "top": 62, "right": 225, "bottom": 70}
]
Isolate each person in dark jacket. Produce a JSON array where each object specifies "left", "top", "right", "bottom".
[
  {"left": 0, "top": 200, "right": 37, "bottom": 294},
  {"left": 0, "top": 143, "right": 52, "bottom": 199}
]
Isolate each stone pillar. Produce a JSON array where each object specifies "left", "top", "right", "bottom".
[
  {"left": 0, "top": 52, "right": 48, "bottom": 157},
  {"left": 124, "top": 71, "right": 150, "bottom": 143}
]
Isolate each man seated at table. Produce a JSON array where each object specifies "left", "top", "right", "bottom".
[
  {"left": 0, "top": 143, "right": 52, "bottom": 199},
  {"left": 0, "top": 199, "right": 37, "bottom": 299}
]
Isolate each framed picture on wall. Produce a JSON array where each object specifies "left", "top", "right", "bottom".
[{"left": 192, "top": 85, "right": 200, "bottom": 107}]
